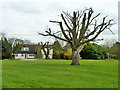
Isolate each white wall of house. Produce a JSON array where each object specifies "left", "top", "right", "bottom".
[
  {"left": 14, "top": 53, "right": 35, "bottom": 59},
  {"left": 14, "top": 48, "right": 53, "bottom": 59},
  {"left": 14, "top": 53, "right": 24, "bottom": 59},
  {"left": 27, "top": 54, "right": 35, "bottom": 58}
]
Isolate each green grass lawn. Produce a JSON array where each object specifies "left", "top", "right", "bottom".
[{"left": 2, "top": 59, "right": 118, "bottom": 88}]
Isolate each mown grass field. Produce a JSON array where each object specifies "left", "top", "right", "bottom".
[{"left": 2, "top": 59, "right": 118, "bottom": 88}]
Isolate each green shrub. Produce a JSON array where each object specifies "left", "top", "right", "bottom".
[{"left": 80, "top": 43, "right": 107, "bottom": 60}]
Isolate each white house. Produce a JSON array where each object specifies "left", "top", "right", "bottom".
[{"left": 14, "top": 44, "right": 53, "bottom": 59}]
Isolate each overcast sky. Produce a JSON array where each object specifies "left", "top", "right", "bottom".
[{"left": 0, "top": 0, "right": 119, "bottom": 44}]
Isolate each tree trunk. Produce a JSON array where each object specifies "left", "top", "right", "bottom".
[
  {"left": 71, "top": 50, "right": 80, "bottom": 65},
  {"left": 71, "top": 44, "right": 85, "bottom": 65},
  {"left": 45, "top": 55, "right": 48, "bottom": 59}
]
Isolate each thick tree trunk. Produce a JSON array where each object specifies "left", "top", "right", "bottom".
[
  {"left": 71, "top": 50, "right": 81, "bottom": 65},
  {"left": 45, "top": 54, "right": 48, "bottom": 59},
  {"left": 71, "top": 44, "right": 85, "bottom": 65}
]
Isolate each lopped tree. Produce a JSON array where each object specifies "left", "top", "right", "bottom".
[
  {"left": 41, "top": 42, "right": 53, "bottom": 59},
  {"left": 39, "top": 8, "right": 115, "bottom": 65}
]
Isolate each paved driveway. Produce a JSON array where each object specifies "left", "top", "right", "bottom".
[{"left": 21, "top": 59, "right": 38, "bottom": 61}]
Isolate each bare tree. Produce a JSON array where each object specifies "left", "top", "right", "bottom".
[
  {"left": 39, "top": 8, "right": 115, "bottom": 65},
  {"left": 41, "top": 42, "right": 52, "bottom": 59}
]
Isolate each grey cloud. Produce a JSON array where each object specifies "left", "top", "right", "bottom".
[
  {"left": 1, "top": 0, "right": 119, "bottom": 44},
  {"left": 1, "top": 2, "right": 42, "bottom": 14}
]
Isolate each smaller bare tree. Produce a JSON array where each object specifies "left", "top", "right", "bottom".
[{"left": 41, "top": 42, "right": 53, "bottom": 59}]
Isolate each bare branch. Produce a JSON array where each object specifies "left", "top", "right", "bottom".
[
  {"left": 89, "top": 13, "right": 101, "bottom": 24},
  {"left": 53, "top": 31, "right": 61, "bottom": 34},
  {"left": 81, "top": 30, "right": 102, "bottom": 44},
  {"left": 84, "top": 16, "right": 109, "bottom": 39},
  {"left": 38, "top": 29, "right": 68, "bottom": 42},
  {"left": 49, "top": 20, "right": 61, "bottom": 23},
  {"left": 86, "top": 8, "right": 94, "bottom": 29},
  {"left": 108, "top": 28, "right": 115, "bottom": 35},
  {"left": 50, "top": 20, "right": 71, "bottom": 42},
  {"left": 64, "top": 16, "right": 73, "bottom": 27},
  {"left": 78, "top": 12, "right": 87, "bottom": 41},
  {"left": 61, "top": 14, "right": 72, "bottom": 30},
  {"left": 81, "top": 19, "right": 114, "bottom": 44},
  {"left": 62, "top": 11, "right": 73, "bottom": 22},
  {"left": 38, "top": 33, "right": 49, "bottom": 36}
]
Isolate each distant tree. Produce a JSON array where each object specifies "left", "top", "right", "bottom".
[
  {"left": 35, "top": 43, "right": 42, "bottom": 58},
  {"left": 63, "top": 42, "right": 71, "bottom": 51},
  {"left": 52, "top": 40, "right": 62, "bottom": 58},
  {"left": 2, "top": 37, "right": 12, "bottom": 59},
  {"left": 55, "top": 50, "right": 63, "bottom": 59},
  {"left": 80, "top": 43, "right": 107, "bottom": 59},
  {"left": 109, "top": 42, "right": 120, "bottom": 59},
  {"left": 8, "top": 37, "right": 24, "bottom": 45},
  {"left": 64, "top": 48, "right": 72, "bottom": 59},
  {"left": 39, "top": 8, "right": 115, "bottom": 65},
  {"left": 8, "top": 38, "right": 23, "bottom": 53},
  {"left": 102, "top": 39, "right": 116, "bottom": 48},
  {"left": 8, "top": 37, "right": 32, "bottom": 53},
  {"left": 24, "top": 40, "right": 31, "bottom": 44}
]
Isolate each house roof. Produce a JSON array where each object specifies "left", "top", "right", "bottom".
[
  {"left": 15, "top": 44, "right": 53, "bottom": 54},
  {"left": 15, "top": 44, "right": 37, "bottom": 54}
]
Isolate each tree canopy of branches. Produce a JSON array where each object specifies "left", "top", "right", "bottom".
[{"left": 39, "top": 8, "right": 115, "bottom": 65}]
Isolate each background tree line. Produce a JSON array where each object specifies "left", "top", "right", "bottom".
[
  {"left": 0, "top": 36, "right": 118, "bottom": 60},
  {"left": 1, "top": 36, "right": 32, "bottom": 59},
  {"left": 52, "top": 40, "right": 109, "bottom": 60}
]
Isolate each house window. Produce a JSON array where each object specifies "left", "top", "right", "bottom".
[
  {"left": 29, "top": 54, "right": 34, "bottom": 57},
  {"left": 21, "top": 47, "right": 29, "bottom": 51}
]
